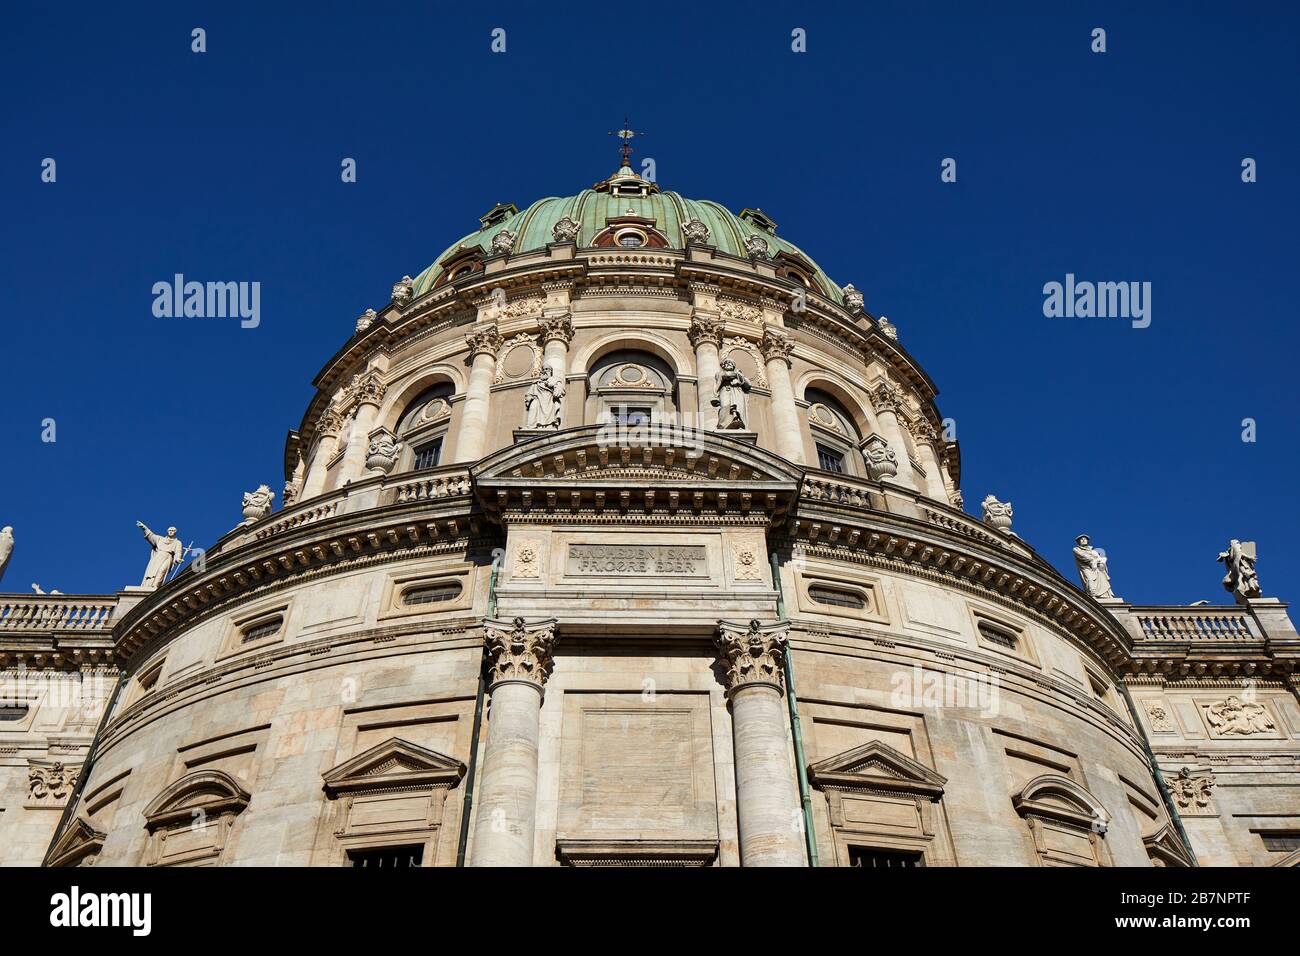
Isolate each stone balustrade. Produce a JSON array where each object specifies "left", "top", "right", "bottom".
[
  {"left": 1130, "top": 607, "right": 1257, "bottom": 641},
  {"left": 0, "top": 596, "right": 117, "bottom": 633}
]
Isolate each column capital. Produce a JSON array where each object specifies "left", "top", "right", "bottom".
[
  {"left": 759, "top": 326, "right": 793, "bottom": 366},
  {"left": 466, "top": 323, "right": 504, "bottom": 359},
  {"left": 484, "top": 617, "right": 560, "bottom": 688},
  {"left": 906, "top": 415, "right": 940, "bottom": 450},
  {"left": 716, "top": 619, "right": 789, "bottom": 693},
  {"left": 869, "top": 381, "right": 902, "bottom": 415},
  {"left": 316, "top": 404, "right": 346, "bottom": 438},
  {"left": 346, "top": 369, "right": 387, "bottom": 409},
  {"left": 538, "top": 312, "right": 575, "bottom": 346},
  {"left": 688, "top": 312, "right": 725, "bottom": 349}
]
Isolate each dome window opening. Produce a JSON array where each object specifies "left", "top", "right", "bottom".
[
  {"left": 808, "top": 586, "right": 865, "bottom": 610},
  {"left": 616, "top": 229, "right": 646, "bottom": 248},
  {"left": 413, "top": 438, "right": 444, "bottom": 471},
  {"left": 403, "top": 581, "right": 462, "bottom": 606},
  {"left": 240, "top": 615, "right": 283, "bottom": 645},
  {"left": 816, "top": 443, "right": 846, "bottom": 474}
]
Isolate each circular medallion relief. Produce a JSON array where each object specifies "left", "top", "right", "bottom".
[
  {"left": 809, "top": 403, "right": 840, "bottom": 431},
  {"left": 502, "top": 344, "right": 537, "bottom": 379}
]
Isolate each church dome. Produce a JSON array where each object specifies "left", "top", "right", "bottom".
[{"left": 411, "top": 163, "right": 848, "bottom": 305}]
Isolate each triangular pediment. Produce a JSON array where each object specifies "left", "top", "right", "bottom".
[
  {"left": 807, "top": 741, "right": 946, "bottom": 798},
  {"left": 1144, "top": 822, "right": 1195, "bottom": 867},
  {"left": 46, "top": 814, "right": 106, "bottom": 868},
  {"left": 323, "top": 737, "right": 465, "bottom": 797},
  {"left": 472, "top": 424, "right": 802, "bottom": 521}
]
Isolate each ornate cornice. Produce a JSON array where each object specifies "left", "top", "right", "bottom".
[{"left": 484, "top": 616, "right": 559, "bottom": 688}]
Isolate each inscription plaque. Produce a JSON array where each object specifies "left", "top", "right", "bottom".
[{"left": 567, "top": 544, "right": 709, "bottom": 578}]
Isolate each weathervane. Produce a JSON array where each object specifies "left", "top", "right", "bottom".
[{"left": 608, "top": 117, "right": 641, "bottom": 167}]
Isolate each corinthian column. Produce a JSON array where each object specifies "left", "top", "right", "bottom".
[
  {"left": 907, "top": 416, "right": 949, "bottom": 501},
  {"left": 869, "top": 382, "right": 918, "bottom": 490},
  {"left": 689, "top": 312, "right": 725, "bottom": 431},
  {"left": 716, "top": 620, "right": 805, "bottom": 867},
  {"left": 469, "top": 617, "right": 559, "bottom": 868},
  {"left": 340, "top": 370, "right": 387, "bottom": 481},
  {"left": 299, "top": 405, "right": 345, "bottom": 500},
  {"left": 453, "top": 323, "right": 503, "bottom": 463},
  {"left": 760, "top": 327, "right": 805, "bottom": 464}
]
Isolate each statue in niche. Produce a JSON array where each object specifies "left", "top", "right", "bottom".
[
  {"left": 523, "top": 363, "right": 565, "bottom": 430},
  {"left": 1073, "top": 534, "right": 1116, "bottom": 600},
  {"left": 0, "top": 526, "right": 12, "bottom": 584},
  {"left": 713, "top": 358, "right": 751, "bottom": 430},
  {"left": 1217, "top": 539, "right": 1261, "bottom": 602},
  {"left": 136, "top": 521, "right": 184, "bottom": 590}
]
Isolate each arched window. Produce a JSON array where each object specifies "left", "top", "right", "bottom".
[
  {"left": 397, "top": 383, "right": 455, "bottom": 471},
  {"left": 587, "top": 349, "right": 676, "bottom": 427},
  {"left": 805, "top": 388, "right": 864, "bottom": 477}
]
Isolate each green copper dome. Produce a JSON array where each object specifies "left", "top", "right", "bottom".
[{"left": 410, "top": 165, "right": 847, "bottom": 305}]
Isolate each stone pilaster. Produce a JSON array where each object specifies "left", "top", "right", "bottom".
[
  {"left": 868, "top": 382, "right": 918, "bottom": 490},
  {"left": 760, "top": 327, "right": 805, "bottom": 464},
  {"left": 339, "top": 369, "right": 387, "bottom": 482},
  {"left": 299, "top": 405, "right": 345, "bottom": 500},
  {"left": 469, "top": 617, "right": 559, "bottom": 868},
  {"left": 689, "top": 312, "right": 725, "bottom": 431},
  {"left": 716, "top": 620, "right": 805, "bottom": 867},
  {"left": 453, "top": 323, "right": 503, "bottom": 463},
  {"left": 906, "top": 416, "right": 948, "bottom": 501}
]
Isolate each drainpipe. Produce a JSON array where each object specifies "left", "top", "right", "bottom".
[
  {"left": 1118, "top": 679, "right": 1198, "bottom": 866},
  {"left": 45, "top": 668, "right": 127, "bottom": 865},
  {"left": 456, "top": 556, "right": 499, "bottom": 866},
  {"left": 772, "top": 552, "right": 819, "bottom": 867}
]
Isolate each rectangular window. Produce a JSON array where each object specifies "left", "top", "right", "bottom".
[
  {"left": 240, "top": 616, "right": 283, "bottom": 644},
  {"left": 1260, "top": 833, "right": 1300, "bottom": 853},
  {"left": 848, "top": 846, "right": 925, "bottom": 868},
  {"left": 413, "top": 438, "right": 443, "bottom": 471},
  {"left": 348, "top": 845, "right": 424, "bottom": 868},
  {"left": 615, "top": 406, "right": 652, "bottom": 427},
  {"left": 816, "top": 444, "right": 845, "bottom": 473}
]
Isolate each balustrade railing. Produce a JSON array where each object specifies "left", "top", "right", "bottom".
[
  {"left": 0, "top": 596, "right": 117, "bottom": 633},
  {"left": 1132, "top": 608, "right": 1256, "bottom": 641}
]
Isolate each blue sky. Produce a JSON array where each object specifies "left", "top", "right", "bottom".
[{"left": 1, "top": 1, "right": 1296, "bottom": 604}]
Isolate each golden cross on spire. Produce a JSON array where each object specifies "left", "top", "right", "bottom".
[{"left": 608, "top": 117, "right": 640, "bottom": 167}]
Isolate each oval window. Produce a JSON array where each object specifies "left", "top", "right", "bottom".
[
  {"left": 808, "top": 586, "right": 864, "bottom": 609},
  {"left": 403, "top": 582, "right": 462, "bottom": 606}
]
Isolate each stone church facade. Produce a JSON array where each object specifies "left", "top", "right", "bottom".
[{"left": 3, "top": 157, "right": 1299, "bottom": 867}]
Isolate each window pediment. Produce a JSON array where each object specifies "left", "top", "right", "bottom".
[
  {"left": 143, "top": 770, "right": 251, "bottom": 832},
  {"left": 47, "top": 815, "right": 106, "bottom": 868},
  {"left": 472, "top": 425, "right": 802, "bottom": 520},
  {"left": 1144, "top": 822, "right": 1194, "bottom": 867},
  {"left": 322, "top": 737, "right": 465, "bottom": 797},
  {"left": 807, "top": 740, "right": 946, "bottom": 800}
]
